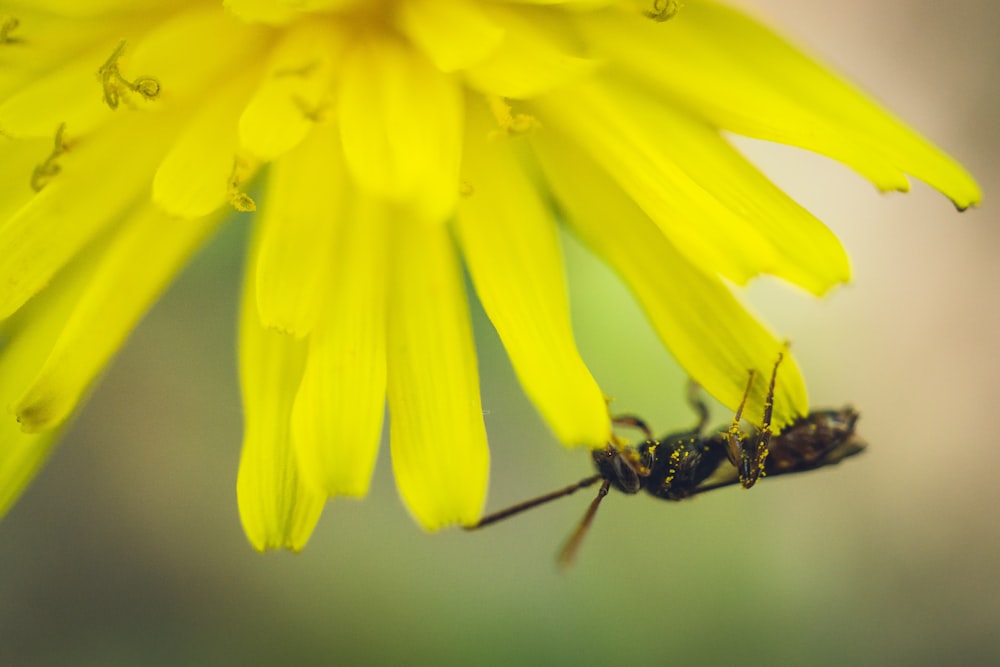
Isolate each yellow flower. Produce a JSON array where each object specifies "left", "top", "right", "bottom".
[{"left": 0, "top": 1, "right": 980, "bottom": 550}]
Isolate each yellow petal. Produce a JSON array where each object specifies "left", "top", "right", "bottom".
[
  {"left": 0, "top": 112, "right": 176, "bottom": 320},
  {"left": 0, "top": 39, "right": 116, "bottom": 139},
  {"left": 387, "top": 217, "right": 489, "bottom": 530},
  {"left": 455, "top": 103, "right": 607, "bottom": 446},
  {"left": 462, "top": 5, "right": 598, "bottom": 98},
  {"left": 128, "top": 5, "right": 270, "bottom": 106},
  {"left": 0, "top": 247, "right": 99, "bottom": 519},
  {"left": 397, "top": 0, "right": 505, "bottom": 73},
  {"left": 224, "top": 0, "right": 362, "bottom": 23},
  {"left": 8, "top": 0, "right": 178, "bottom": 17},
  {"left": 0, "top": 135, "right": 46, "bottom": 221},
  {"left": 291, "top": 197, "right": 388, "bottom": 496},
  {"left": 152, "top": 70, "right": 260, "bottom": 218},
  {"left": 12, "top": 205, "right": 219, "bottom": 432},
  {"left": 533, "top": 78, "right": 851, "bottom": 295},
  {"left": 238, "top": 19, "right": 346, "bottom": 161},
  {"left": 223, "top": 0, "right": 299, "bottom": 24},
  {"left": 535, "top": 131, "right": 807, "bottom": 429},
  {"left": 578, "top": 5, "right": 981, "bottom": 209},
  {"left": 237, "top": 227, "right": 325, "bottom": 552},
  {"left": 0, "top": 428, "right": 60, "bottom": 521},
  {"left": 253, "top": 122, "right": 348, "bottom": 337},
  {"left": 338, "top": 34, "right": 464, "bottom": 223}
]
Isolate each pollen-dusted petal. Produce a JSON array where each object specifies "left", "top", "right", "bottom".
[
  {"left": 12, "top": 205, "right": 219, "bottom": 433},
  {"left": 387, "top": 219, "right": 489, "bottom": 530},
  {"left": 455, "top": 105, "right": 607, "bottom": 447},
  {"left": 338, "top": 34, "right": 464, "bottom": 223},
  {"left": 237, "top": 231, "right": 325, "bottom": 552},
  {"left": 535, "top": 132, "right": 807, "bottom": 429},
  {"left": 0, "top": 113, "right": 177, "bottom": 320},
  {"left": 291, "top": 197, "right": 388, "bottom": 496},
  {"left": 462, "top": 6, "right": 598, "bottom": 99},
  {"left": 534, "top": 79, "right": 851, "bottom": 295},
  {"left": 239, "top": 19, "right": 345, "bottom": 161},
  {"left": 579, "top": 5, "right": 981, "bottom": 210},
  {"left": 152, "top": 71, "right": 260, "bottom": 218},
  {"left": 253, "top": 122, "right": 349, "bottom": 337},
  {"left": 397, "top": 0, "right": 504, "bottom": 73}
]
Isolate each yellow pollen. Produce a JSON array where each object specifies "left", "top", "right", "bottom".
[
  {"left": 228, "top": 156, "right": 257, "bottom": 212},
  {"left": 644, "top": 0, "right": 682, "bottom": 22},
  {"left": 1, "top": 15, "right": 20, "bottom": 44},
  {"left": 31, "top": 123, "right": 69, "bottom": 192},
  {"left": 98, "top": 40, "right": 162, "bottom": 110},
  {"left": 459, "top": 180, "right": 475, "bottom": 197},
  {"left": 486, "top": 95, "right": 540, "bottom": 140}
]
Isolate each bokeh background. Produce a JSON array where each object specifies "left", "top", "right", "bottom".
[{"left": 2, "top": 1, "right": 998, "bottom": 665}]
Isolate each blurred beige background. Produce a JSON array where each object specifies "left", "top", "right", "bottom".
[{"left": 2, "top": 1, "right": 998, "bottom": 665}]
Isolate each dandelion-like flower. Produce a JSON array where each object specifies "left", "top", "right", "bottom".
[{"left": 0, "top": 0, "right": 980, "bottom": 550}]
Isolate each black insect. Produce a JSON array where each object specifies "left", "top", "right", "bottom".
[{"left": 467, "top": 354, "right": 865, "bottom": 567}]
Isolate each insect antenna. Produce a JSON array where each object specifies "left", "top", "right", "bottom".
[
  {"left": 557, "top": 478, "right": 612, "bottom": 569},
  {"left": 465, "top": 474, "right": 603, "bottom": 530}
]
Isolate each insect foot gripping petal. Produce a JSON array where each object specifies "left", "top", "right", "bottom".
[{"left": 730, "top": 352, "right": 783, "bottom": 489}]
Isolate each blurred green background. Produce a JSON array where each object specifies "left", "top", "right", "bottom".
[{"left": 2, "top": 1, "right": 998, "bottom": 665}]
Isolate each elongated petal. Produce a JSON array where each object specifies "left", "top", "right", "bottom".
[
  {"left": 0, "top": 112, "right": 176, "bottom": 319},
  {"left": 387, "top": 219, "right": 489, "bottom": 530},
  {"left": 12, "top": 206, "right": 219, "bottom": 432},
  {"left": 338, "top": 34, "right": 463, "bottom": 223},
  {"left": 5, "top": 0, "right": 178, "bottom": 17},
  {"left": 397, "top": 0, "right": 504, "bottom": 73},
  {"left": 0, "top": 135, "right": 46, "bottom": 222},
  {"left": 291, "top": 197, "right": 388, "bottom": 496},
  {"left": 535, "top": 132, "right": 807, "bottom": 429},
  {"left": 223, "top": 0, "right": 362, "bottom": 23},
  {"left": 238, "top": 19, "right": 345, "bottom": 161},
  {"left": 253, "top": 122, "right": 348, "bottom": 337},
  {"left": 455, "top": 104, "right": 607, "bottom": 446},
  {"left": 129, "top": 5, "right": 270, "bottom": 104},
  {"left": 533, "top": 78, "right": 851, "bottom": 294},
  {"left": 0, "top": 252, "right": 99, "bottom": 519},
  {"left": 152, "top": 70, "right": 260, "bottom": 218},
  {"left": 0, "top": 39, "right": 116, "bottom": 139},
  {"left": 462, "top": 6, "right": 597, "bottom": 98},
  {"left": 0, "top": 12, "right": 135, "bottom": 98},
  {"left": 237, "top": 229, "right": 325, "bottom": 552},
  {"left": 578, "top": 4, "right": 981, "bottom": 209}
]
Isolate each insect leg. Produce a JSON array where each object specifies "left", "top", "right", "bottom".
[
  {"left": 612, "top": 414, "right": 655, "bottom": 441},
  {"left": 557, "top": 478, "right": 612, "bottom": 569},
  {"left": 685, "top": 379, "right": 711, "bottom": 434},
  {"left": 726, "top": 369, "right": 756, "bottom": 469},
  {"left": 465, "top": 474, "right": 603, "bottom": 530},
  {"left": 744, "top": 352, "right": 783, "bottom": 486},
  {"left": 735, "top": 352, "right": 784, "bottom": 488}
]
